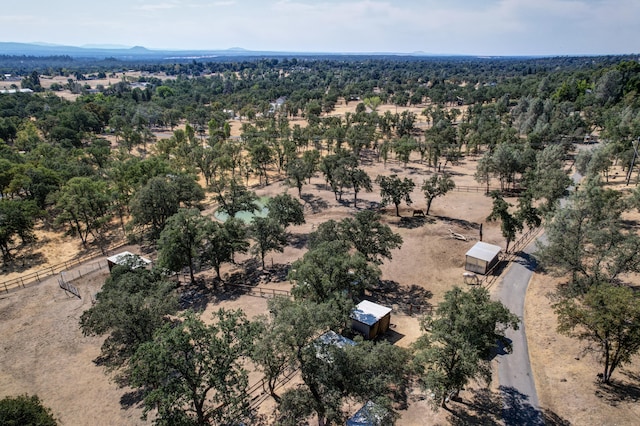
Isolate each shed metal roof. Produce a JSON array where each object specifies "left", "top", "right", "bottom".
[
  {"left": 347, "top": 401, "right": 388, "bottom": 426},
  {"left": 314, "top": 331, "right": 356, "bottom": 362},
  {"left": 350, "top": 300, "right": 392, "bottom": 326},
  {"left": 107, "top": 251, "right": 152, "bottom": 266},
  {"left": 315, "top": 330, "right": 356, "bottom": 349},
  {"left": 465, "top": 242, "right": 502, "bottom": 262}
]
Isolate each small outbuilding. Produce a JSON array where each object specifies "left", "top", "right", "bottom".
[
  {"left": 347, "top": 401, "right": 390, "bottom": 426},
  {"left": 350, "top": 300, "right": 392, "bottom": 340},
  {"left": 465, "top": 242, "right": 502, "bottom": 275},
  {"left": 313, "top": 331, "right": 356, "bottom": 362},
  {"left": 107, "top": 251, "right": 152, "bottom": 271}
]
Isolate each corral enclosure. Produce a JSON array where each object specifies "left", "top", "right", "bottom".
[
  {"left": 0, "top": 138, "right": 508, "bottom": 425},
  {"left": 3, "top": 52, "right": 639, "bottom": 425}
]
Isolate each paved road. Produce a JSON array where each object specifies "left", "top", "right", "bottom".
[
  {"left": 496, "top": 245, "right": 545, "bottom": 425},
  {"left": 495, "top": 147, "right": 592, "bottom": 425}
]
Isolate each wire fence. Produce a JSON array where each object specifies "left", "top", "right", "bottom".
[
  {"left": 223, "top": 282, "right": 292, "bottom": 299},
  {"left": 1, "top": 241, "right": 128, "bottom": 294},
  {"left": 452, "top": 185, "right": 526, "bottom": 196},
  {"left": 453, "top": 185, "right": 496, "bottom": 193}
]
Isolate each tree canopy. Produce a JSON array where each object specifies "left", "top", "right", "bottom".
[
  {"left": 413, "top": 286, "right": 518, "bottom": 408},
  {"left": 555, "top": 283, "right": 640, "bottom": 384},
  {"left": 289, "top": 240, "right": 381, "bottom": 305},
  {"left": 376, "top": 174, "right": 416, "bottom": 217},
  {"left": 0, "top": 394, "right": 57, "bottom": 426},
  {"left": 129, "top": 310, "right": 258, "bottom": 426},
  {"left": 309, "top": 210, "right": 403, "bottom": 265},
  {"left": 421, "top": 173, "right": 455, "bottom": 215},
  {"left": 79, "top": 266, "right": 179, "bottom": 371}
]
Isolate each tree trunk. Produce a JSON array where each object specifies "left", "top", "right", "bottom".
[
  {"left": 188, "top": 255, "right": 196, "bottom": 284},
  {"left": 395, "top": 203, "right": 400, "bottom": 217},
  {"left": 441, "top": 395, "right": 448, "bottom": 409},
  {"left": 426, "top": 197, "right": 434, "bottom": 215},
  {"left": 268, "top": 377, "right": 281, "bottom": 403}
]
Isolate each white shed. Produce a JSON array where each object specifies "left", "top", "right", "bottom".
[
  {"left": 465, "top": 242, "right": 501, "bottom": 275},
  {"left": 350, "top": 300, "right": 392, "bottom": 340},
  {"left": 107, "top": 251, "right": 152, "bottom": 271}
]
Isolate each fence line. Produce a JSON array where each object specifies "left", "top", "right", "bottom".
[
  {"left": 224, "top": 282, "right": 292, "bottom": 299},
  {"left": 479, "top": 225, "right": 542, "bottom": 289},
  {"left": 403, "top": 303, "right": 433, "bottom": 316},
  {"left": 1, "top": 241, "right": 128, "bottom": 294},
  {"left": 452, "top": 185, "right": 526, "bottom": 196},
  {"left": 453, "top": 185, "right": 495, "bottom": 193},
  {"left": 60, "top": 260, "right": 109, "bottom": 283},
  {"left": 58, "top": 277, "right": 81, "bottom": 299}
]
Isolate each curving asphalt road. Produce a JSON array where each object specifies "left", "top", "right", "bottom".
[
  {"left": 495, "top": 151, "right": 590, "bottom": 425},
  {"left": 496, "top": 244, "right": 545, "bottom": 425}
]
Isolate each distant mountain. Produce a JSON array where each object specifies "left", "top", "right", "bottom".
[
  {"left": 0, "top": 41, "right": 446, "bottom": 60},
  {"left": 0, "top": 42, "right": 169, "bottom": 59},
  {"left": 81, "top": 44, "right": 133, "bottom": 49}
]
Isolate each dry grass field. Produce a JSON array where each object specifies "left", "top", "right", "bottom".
[{"left": 1, "top": 101, "right": 639, "bottom": 425}]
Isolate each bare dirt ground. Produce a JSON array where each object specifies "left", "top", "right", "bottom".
[
  {"left": 2, "top": 103, "right": 639, "bottom": 424},
  {"left": 0, "top": 71, "right": 178, "bottom": 101},
  {"left": 526, "top": 162, "right": 640, "bottom": 426},
  {"left": 0, "top": 142, "right": 505, "bottom": 425}
]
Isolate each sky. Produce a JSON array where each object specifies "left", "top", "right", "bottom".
[{"left": 2, "top": 0, "right": 639, "bottom": 56}]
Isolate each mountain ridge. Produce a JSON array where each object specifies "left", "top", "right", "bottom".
[{"left": 0, "top": 41, "right": 451, "bottom": 59}]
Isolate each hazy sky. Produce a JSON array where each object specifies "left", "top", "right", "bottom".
[{"left": 2, "top": 0, "right": 639, "bottom": 55}]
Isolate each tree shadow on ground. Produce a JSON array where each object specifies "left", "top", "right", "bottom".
[
  {"left": 313, "top": 182, "right": 331, "bottom": 192},
  {"left": 287, "top": 232, "right": 308, "bottom": 249},
  {"left": 179, "top": 277, "right": 214, "bottom": 312},
  {"left": 595, "top": 370, "right": 640, "bottom": 405},
  {"left": 445, "top": 387, "right": 570, "bottom": 426},
  {"left": 396, "top": 216, "right": 435, "bottom": 229},
  {"left": 489, "top": 336, "right": 513, "bottom": 360},
  {"left": 356, "top": 200, "right": 382, "bottom": 211},
  {"left": 448, "top": 388, "right": 502, "bottom": 425},
  {"left": 500, "top": 386, "right": 560, "bottom": 426},
  {"left": 223, "top": 258, "right": 291, "bottom": 290},
  {"left": 301, "top": 193, "right": 328, "bottom": 213},
  {"left": 403, "top": 165, "right": 422, "bottom": 173},
  {"left": 1, "top": 251, "right": 46, "bottom": 274},
  {"left": 433, "top": 215, "right": 480, "bottom": 231},
  {"left": 369, "top": 280, "right": 433, "bottom": 315},
  {"left": 513, "top": 252, "right": 538, "bottom": 272},
  {"left": 120, "top": 389, "right": 145, "bottom": 410}
]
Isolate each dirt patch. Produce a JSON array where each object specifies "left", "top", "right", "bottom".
[
  {"left": 526, "top": 271, "right": 640, "bottom": 426},
  {"left": 0, "top": 269, "right": 144, "bottom": 426},
  {"left": 20, "top": 117, "right": 638, "bottom": 425},
  {"left": 0, "top": 147, "right": 508, "bottom": 424}
]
